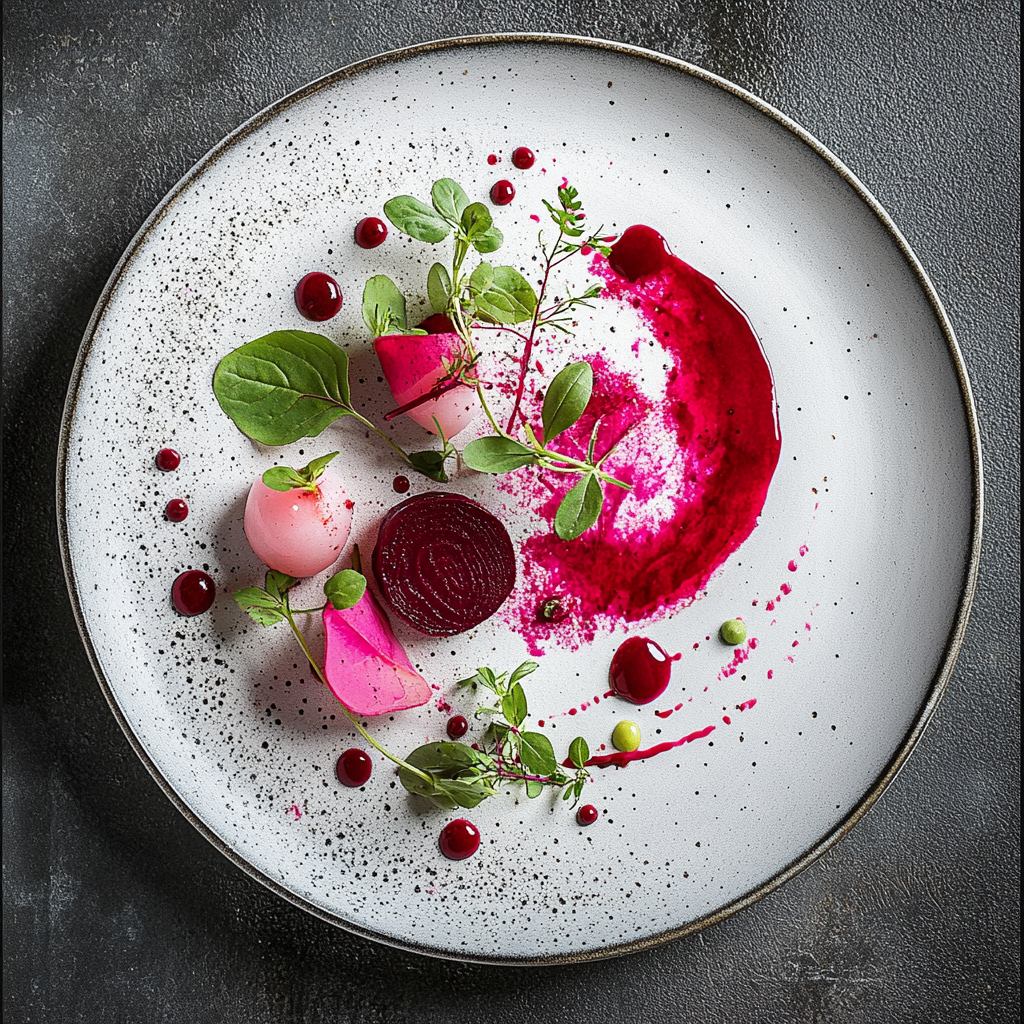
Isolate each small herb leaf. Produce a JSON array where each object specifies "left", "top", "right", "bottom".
[
  {"left": 383, "top": 195, "right": 450, "bottom": 243},
  {"left": 554, "top": 472, "right": 604, "bottom": 540},
  {"left": 568, "top": 736, "right": 590, "bottom": 769},
  {"left": 471, "top": 225, "right": 504, "bottom": 254},
  {"left": 362, "top": 275, "right": 407, "bottom": 337},
  {"left": 519, "top": 731, "right": 558, "bottom": 777},
  {"left": 323, "top": 569, "right": 366, "bottom": 610},
  {"left": 462, "top": 436, "right": 537, "bottom": 474},
  {"left": 408, "top": 449, "right": 450, "bottom": 482},
  {"left": 261, "top": 466, "right": 306, "bottom": 492},
  {"left": 473, "top": 266, "right": 538, "bottom": 325},
  {"left": 430, "top": 178, "right": 471, "bottom": 223},
  {"left": 542, "top": 361, "right": 593, "bottom": 444},
  {"left": 508, "top": 661, "right": 540, "bottom": 686},
  {"left": 264, "top": 571, "right": 298, "bottom": 601},
  {"left": 525, "top": 779, "right": 544, "bottom": 798},
  {"left": 502, "top": 683, "right": 528, "bottom": 728},
  {"left": 459, "top": 202, "right": 493, "bottom": 241},
  {"left": 213, "top": 330, "right": 353, "bottom": 445},
  {"left": 427, "top": 263, "right": 452, "bottom": 314}
]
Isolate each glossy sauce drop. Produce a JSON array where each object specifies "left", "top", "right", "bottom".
[
  {"left": 609, "top": 636, "right": 679, "bottom": 704},
  {"left": 171, "top": 570, "right": 215, "bottom": 616},
  {"left": 439, "top": 818, "right": 480, "bottom": 860},
  {"left": 511, "top": 146, "right": 536, "bottom": 169},
  {"left": 487, "top": 153, "right": 499, "bottom": 165},
  {"left": 165, "top": 498, "right": 188, "bottom": 522},
  {"left": 156, "top": 447, "right": 180, "bottom": 472},
  {"left": 576, "top": 804, "right": 599, "bottom": 826},
  {"left": 354, "top": 217, "right": 388, "bottom": 249},
  {"left": 295, "top": 272, "right": 343, "bottom": 321},
  {"left": 392, "top": 475, "right": 410, "bottom": 494},
  {"left": 336, "top": 748, "right": 372, "bottom": 787},
  {"left": 490, "top": 180, "right": 515, "bottom": 205},
  {"left": 606, "top": 224, "right": 673, "bottom": 280},
  {"left": 446, "top": 715, "right": 469, "bottom": 739}
]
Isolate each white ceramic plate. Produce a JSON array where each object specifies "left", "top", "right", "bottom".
[{"left": 58, "top": 36, "right": 981, "bottom": 963}]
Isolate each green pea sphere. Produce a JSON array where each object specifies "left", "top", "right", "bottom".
[
  {"left": 720, "top": 618, "right": 747, "bottom": 645},
  {"left": 612, "top": 720, "right": 642, "bottom": 753}
]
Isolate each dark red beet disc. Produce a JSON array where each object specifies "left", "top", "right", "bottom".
[{"left": 372, "top": 493, "right": 516, "bottom": 636}]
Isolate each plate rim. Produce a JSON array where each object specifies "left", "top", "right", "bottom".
[{"left": 56, "top": 32, "right": 984, "bottom": 965}]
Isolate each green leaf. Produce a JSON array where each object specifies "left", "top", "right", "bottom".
[
  {"left": 427, "top": 263, "right": 452, "bottom": 314},
  {"left": 398, "top": 742, "right": 496, "bottom": 809},
  {"left": 508, "top": 661, "right": 539, "bottom": 686},
  {"left": 362, "top": 275, "right": 407, "bottom": 337},
  {"left": 469, "top": 262, "right": 494, "bottom": 295},
  {"left": 301, "top": 451, "right": 339, "bottom": 482},
  {"left": 519, "top": 731, "right": 558, "bottom": 776},
  {"left": 542, "top": 361, "right": 593, "bottom": 444},
  {"left": 430, "top": 178, "right": 470, "bottom": 223},
  {"left": 471, "top": 225, "right": 503, "bottom": 254},
  {"left": 502, "top": 683, "right": 528, "bottom": 728},
  {"left": 213, "top": 330, "right": 353, "bottom": 445},
  {"left": 462, "top": 436, "right": 536, "bottom": 474},
  {"left": 264, "top": 571, "right": 297, "bottom": 601},
  {"left": 525, "top": 779, "right": 544, "bottom": 799},
  {"left": 554, "top": 473, "right": 604, "bottom": 541},
  {"left": 568, "top": 736, "right": 590, "bottom": 769},
  {"left": 323, "top": 569, "right": 366, "bottom": 610},
  {"left": 242, "top": 606, "right": 285, "bottom": 626},
  {"left": 261, "top": 466, "right": 306, "bottom": 492},
  {"left": 459, "top": 202, "right": 493, "bottom": 241},
  {"left": 473, "top": 266, "right": 538, "bottom": 325},
  {"left": 408, "top": 449, "right": 449, "bottom": 483},
  {"left": 383, "top": 195, "right": 450, "bottom": 243},
  {"left": 233, "top": 587, "right": 284, "bottom": 626}
]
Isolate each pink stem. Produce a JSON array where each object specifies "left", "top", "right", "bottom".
[{"left": 383, "top": 376, "right": 474, "bottom": 421}]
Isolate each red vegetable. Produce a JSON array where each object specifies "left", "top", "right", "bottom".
[{"left": 372, "top": 493, "right": 516, "bottom": 636}]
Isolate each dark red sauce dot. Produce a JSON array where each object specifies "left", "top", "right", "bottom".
[
  {"left": 336, "top": 748, "right": 372, "bottom": 787},
  {"left": 487, "top": 153, "right": 499, "bottom": 165},
  {"left": 156, "top": 447, "right": 180, "bottom": 472},
  {"left": 165, "top": 498, "right": 189, "bottom": 522},
  {"left": 392, "top": 475, "right": 410, "bottom": 494},
  {"left": 607, "top": 224, "right": 674, "bottom": 281},
  {"left": 439, "top": 818, "right": 480, "bottom": 860},
  {"left": 354, "top": 217, "right": 388, "bottom": 249},
  {"left": 609, "top": 635, "right": 678, "bottom": 705},
  {"left": 576, "top": 804, "right": 599, "bottom": 826},
  {"left": 446, "top": 715, "right": 469, "bottom": 739},
  {"left": 511, "top": 146, "right": 536, "bottom": 169},
  {"left": 490, "top": 180, "right": 515, "bottom": 206},
  {"left": 171, "top": 570, "right": 215, "bottom": 616},
  {"left": 295, "top": 272, "right": 343, "bottom": 321}
]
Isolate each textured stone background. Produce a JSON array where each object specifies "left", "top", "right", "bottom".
[{"left": 3, "top": 2, "right": 1019, "bottom": 1022}]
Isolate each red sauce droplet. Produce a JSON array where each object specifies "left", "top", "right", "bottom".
[
  {"left": 511, "top": 146, "right": 536, "bottom": 169},
  {"left": 576, "top": 804, "right": 599, "bottom": 826},
  {"left": 490, "top": 180, "right": 515, "bottom": 205},
  {"left": 354, "top": 216, "right": 388, "bottom": 249},
  {"left": 171, "top": 570, "right": 215, "bottom": 616},
  {"left": 487, "top": 153, "right": 499, "bottom": 165},
  {"left": 392, "top": 475, "right": 410, "bottom": 494},
  {"left": 439, "top": 818, "right": 480, "bottom": 860},
  {"left": 609, "top": 636, "right": 678, "bottom": 705},
  {"left": 446, "top": 715, "right": 469, "bottom": 739},
  {"left": 607, "top": 224, "right": 674, "bottom": 280},
  {"left": 295, "top": 272, "right": 343, "bottom": 321},
  {"left": 336, "top": 748, "right": 372, "bottom": 787},
  {"left": 156, "top": 447, "right": 180, "bottom": 472},
  {"left": 165, "top": 498, "right": 188, "bottom": 522}
]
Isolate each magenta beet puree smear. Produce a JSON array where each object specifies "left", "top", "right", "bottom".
[{"left": 515, "top": 225, "right": 781, "bottom": 643}]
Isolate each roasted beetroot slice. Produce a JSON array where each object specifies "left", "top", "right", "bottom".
[{"left": 372, "top": 492, "right": 516, "bottom": 636}]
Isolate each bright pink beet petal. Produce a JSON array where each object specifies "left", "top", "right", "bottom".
[
  {"left": 322, "top": 592, "right": 431, "bottom": 716},
  {"left": 374, "top": 326, "right": 478, "bottom": 438}
]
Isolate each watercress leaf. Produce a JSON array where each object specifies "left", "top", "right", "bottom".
[
  {"left": 213, "top": 330, "right": 353, "bottom": 445},
  {"left": 459, "top": 202, "right": 492, "bottom": 241},
  {"left": 519, "top": 731, "right": 558, "bottom": 777},
  {"left": 261, "top": 466, "right": 306, "bottom": 492},
  {"left": 525, "top": 779, "right": 544, "bottom": 799},
  {"left": 408, "top": 449, "right": 450, "bottom": 483},
  {"left": 508, "top": 661, "right": 539, "bottom": 686},
  {"left": 243, "top": 606, "right": 285, "bottom": 626},
  {"left": 554, "top": 472, "right": 605, "bottom": 541},
  {"left": 542, "top": 361, "right": 593, "bottom": 444},
  {"left": 300, "top": 450, "right": 339, "bottom": 483},
  {"left": 323, "top": 569, "right": 366, "bottom": 610},
  {"left": 469, "top": 262, "right": 494, "bottom": 295},
  {"left": 397, "top": 767, "right": 458, "bottom": 809},
  {"left": 471, "top": 225, "right": 504, "bottom": 254},
  {"left": 502, "top": 683, "right": 528, "bottom": 728},
  {"left": 383, "top": 195, "right": 450, "bottom": 243},
  {"left": 264, "top": 570, "right": 298, "bottom": 601},
  {"left": 462, "top": 437, "right": 537, "bottom": 474},
  {"left": 426, "top": 262, "right": 452, "bottom": 314},
  {"left": 568, "top": 736, "right": 590, "bottom": 770},
  {"left": 433, "top": 777, "right": 494, "bottom": 809},
  {"left": 491, "top": 266, "right": 537, "bottom": 316},
  {"left": 362, "top": 275, "right": 407, "bottom": 337},
  {"left": 233, "top": 587, "right": 278, "bottom": 609},
  {"left": 430, "top": 178, "right": 471, "bottom": 223},
  {"left": 473, "top": 267, "right": 538, "bottom": 325}
]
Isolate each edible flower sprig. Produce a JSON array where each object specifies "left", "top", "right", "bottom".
[{"left": 399, "top": 661, "right": 591, "bottom": 809}]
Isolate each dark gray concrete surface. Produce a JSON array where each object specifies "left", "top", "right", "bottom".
[{"left": 3, "top": 2, "right": 1019, "bottom": 1022}]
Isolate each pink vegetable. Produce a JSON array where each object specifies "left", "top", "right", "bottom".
[
  {"left": 244, "top": 469, "right": 352, "bottom": 578},
  {"left": 322, "top": 591, "right": 431, "bottom": 715},
  {"left": 374, "top": 317, "right": 478, "bottom": 439}
]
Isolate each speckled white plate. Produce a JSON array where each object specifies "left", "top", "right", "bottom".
[{"left": 58, "top": 36, "right": 981, "bottom": 963}]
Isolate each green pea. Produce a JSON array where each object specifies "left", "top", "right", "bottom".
[
  {"left": 612, "top": 720, "right": 641, "bottom": 753},
  {"left": 720, "top": 618, "right": 747, "bottom": 645}
]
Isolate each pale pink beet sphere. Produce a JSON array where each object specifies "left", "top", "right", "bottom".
[{"left": 244, "top": 470, "right": 353, "bottom": 577}]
